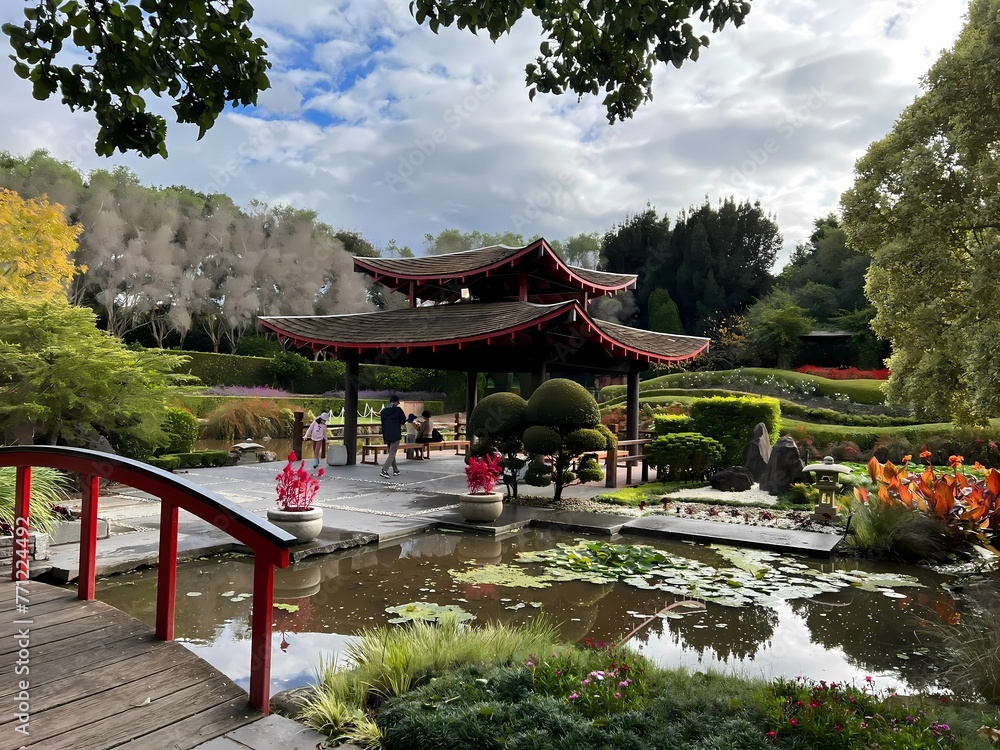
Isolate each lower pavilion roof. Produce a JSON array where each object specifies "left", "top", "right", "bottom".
[{"left": 259, "top": 301, "right": 709, "bottom": 372}]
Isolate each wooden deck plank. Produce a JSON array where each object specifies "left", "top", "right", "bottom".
[
  {"left": 0, "top": 629, "right": 169, "bottom": 700},
  {"left": 37, "top": 678, "right": 250, "bottom": 750},
  {"left": 1, "top": 619, "right": 153, "bottom": 675},
  {"left": 0, "top": 580, "right": 262, "bottom": 750},
  {"left": 116, "top": 695, "right": 260, "bottom": 750},
  {"left": 0, "top": 580, "right": 73, "bottom": 611}
]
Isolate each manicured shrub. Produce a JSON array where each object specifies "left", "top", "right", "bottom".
[
  {"left": 689, "top": 396, "right": 780, "bottom": 465},
  {"left": 575, "top": 454, "right": 603, "bottom": 483},
  {"left": 651, "top": 413, "right": 694, "bottom": 436},
  {"left": 645, "top": 432, "right": 724, "bottom": 482},
  {"left": 172, "top": 350, "right": 272, "bottom": 387},
  {"left": 266, "top": 351, "right": 312, "bottom": 390},
  {"left": 148, "top": 455, "right": 181, "bottom": 471},
  {"left": 524, "top": 456, "right": 553, "bottom": 487},
  {"left": 524, "top": 379, "right": 604, "bottom": 501},
  {"left": 161, "top": 406, "right": 199, "bottom": 454},
  {"left": 162, "top": 451, "right": 229, "bottom": 469},
  {"left": 525, "top": 379, "right": 601, "bottom": 430},
  {"left": 469, "top": 392, "right": 530, "bottom": 499}
]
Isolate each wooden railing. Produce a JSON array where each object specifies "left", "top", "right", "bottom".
[
  {"left": 604, "top": 438, "right": 653, "bottom": 488},
  {"left": 0, "top": 445, "right": 296, "bottom": 714}
]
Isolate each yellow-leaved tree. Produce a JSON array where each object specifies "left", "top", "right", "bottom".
[{"left": 0, "top": 188, "right": 83, "bottom": 299}]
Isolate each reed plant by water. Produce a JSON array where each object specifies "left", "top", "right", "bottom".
[{"left": 0, "top": 466, "right": 68, "bottom": 534}]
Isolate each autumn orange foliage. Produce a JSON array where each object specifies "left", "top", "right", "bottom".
[{"left": 856, "top": 456, "right": 1000, "bottom": 542}]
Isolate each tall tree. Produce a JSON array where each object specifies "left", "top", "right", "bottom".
[
  {"left": 0, "top": 296, "right": 188, "bottom": 451},
  {"left": 5, "top": 1, "right": 753, "bottom": 156},
  {"left": 745, "top": 290, "right": 814, "bottom": 369},
  {"left": 423, "top": 229, "right": 526, "bottom": 255},
  {"left": 0, "top": 188, "right": 82, "bottom": 298},
  {"left": 841, "top": 0, "right": 1000, "bottom": 423}
]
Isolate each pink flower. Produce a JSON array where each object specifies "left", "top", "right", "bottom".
[
  {"left": 789, "top": 719, "right": 798, "bottom": 727},
  {"left": 567, "top": 693, "right": 579, "bottom": 701},
  {"left": 767, "top": 731, "right": 776, "bottom": 738},
  {"left": 614, "top": 692, "right": 622, "bottom": 699}
]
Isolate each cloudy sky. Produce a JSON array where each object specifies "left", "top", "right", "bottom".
[{"left": 0, "top": 0, "right": 969, "bottom": 267}]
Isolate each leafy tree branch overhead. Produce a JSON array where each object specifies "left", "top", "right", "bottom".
[{"left": 3, "top": 0, "right": 753, "bottom": 158}]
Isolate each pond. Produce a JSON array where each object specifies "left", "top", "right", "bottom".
[{"left": 94, "top": 529, "right": 959, "bottom": 698}]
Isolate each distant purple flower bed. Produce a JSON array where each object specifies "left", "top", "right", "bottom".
[
  {"left": 205, "top": 386, "right": 294, "bottom": 397},
  {"left": 322, "top": 389, "right": 447, "bottom": 401}
]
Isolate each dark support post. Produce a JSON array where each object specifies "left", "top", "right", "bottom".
[
  {"left": 12, "top": 466, "right": 30, "bottom": 581},
  {"left": 78, "top": 474, "right": 100, "bottom": 600},
  {"left": 155, "top": 497, "right": 178, "bottom": 640},
  {"left": 529, "top": 363, "right": 548, "bottom": 397},
  {"left": 344, "top": 358, "right": 360, "bottom": 465},
  {"left": 465, "top": 371, "right": 478, "bottom": 426},
  {"left": 626, "top": 370, "right": 640, "bottom": 455}
]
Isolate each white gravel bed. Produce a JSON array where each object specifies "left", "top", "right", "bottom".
[{"left": 662, "top": 483, "right": 778, "bottom": 506}]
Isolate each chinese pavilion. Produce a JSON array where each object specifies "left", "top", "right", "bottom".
[{"left": 259, "top": 239, "right": 709, "bottom": 464}]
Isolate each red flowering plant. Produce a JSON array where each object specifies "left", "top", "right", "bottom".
[
  {"left": 275, "top": 452, "right": 323, "bottom": 511},
  {"left": 466, "top": 452, "right": 503, "bottom": 494}
]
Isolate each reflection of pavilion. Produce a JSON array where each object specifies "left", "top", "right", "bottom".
[{"left": 260, "top": 240, "right": 709, "bottom": 463}]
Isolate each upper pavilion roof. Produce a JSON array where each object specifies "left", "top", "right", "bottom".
[
  {"left": 259, "top": 300, "right": 709, "bottom": 371},
  {"left": 354, "top": 239, "right": 636, "bottom": 304}
]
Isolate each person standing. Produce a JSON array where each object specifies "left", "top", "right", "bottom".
[
  {"left": 379, "top": 395, "right": 407, "bottom": 478},
  {"left": 304, "top": 415, "right": 327, "bottom": 469}
]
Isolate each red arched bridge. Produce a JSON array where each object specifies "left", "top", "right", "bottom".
[{"left": 0, "top": 445, "right": 299, "bottom": 745}]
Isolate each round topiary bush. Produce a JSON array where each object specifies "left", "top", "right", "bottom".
[
  {"left": 525, "top": 379, "right": 601, "bottom": 429},
  {"left": 468, "top": 392, "right": 528, "bottom": 440},
  {"left": 564, "top": 428, "right": 607, "bottom": 455},
  {"left": 522, "top": 425, "right": 562, "bottom": 455}
]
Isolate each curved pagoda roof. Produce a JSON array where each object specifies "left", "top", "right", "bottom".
[
  {"left": 259, "top": 301, "right": 709, "bottom": 372},
  {"left": 354, "top": 239, "right": 636, "bottom": 304}
]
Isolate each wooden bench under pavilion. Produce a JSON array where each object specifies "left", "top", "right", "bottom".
[{"left": 260, "top": 240, "right": 709, "bottom": 467}]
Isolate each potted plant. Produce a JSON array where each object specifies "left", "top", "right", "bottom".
[
  {"left": 459, "top": 452, "right": 504, "bottom": 523},
  {"left": 267, "top": 452, "right": 324, "bottom": 544}
]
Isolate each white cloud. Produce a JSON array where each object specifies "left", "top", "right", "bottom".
[{"left": 0, "top": 0, "right": 969, "bottom": 265}]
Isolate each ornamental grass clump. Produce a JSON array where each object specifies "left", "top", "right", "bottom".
[{"left": 275, "top": 452, "right": 322, "bottom": 511}]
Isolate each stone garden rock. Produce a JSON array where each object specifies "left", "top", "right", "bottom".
[
  {"left": 743, "top": 422, "right": 772, "bottom": 481},
  {"left": 759, "top": 435, "right": 805, "bottom": 495},
  {"left": 709, "top": 466, "right": 755, "bottom": 492}
]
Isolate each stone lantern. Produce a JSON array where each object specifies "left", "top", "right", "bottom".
[{"left": 802, "top": 455, "right": 851, "bottom": 523}]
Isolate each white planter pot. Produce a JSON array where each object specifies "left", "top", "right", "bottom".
[
  {"left": 266, "top": 508, "right": 324, "bottom": 544},
  {"left": 458, "top": 492, "right": 504, "bottom": 523}
]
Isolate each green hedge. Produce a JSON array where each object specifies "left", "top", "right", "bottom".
[
  {"left": 651, "top": 413, "right": 694, "bottom": 436},
  {"left": 690, "top": 396, "right": 781, "bottom": 466},
  {"left": 158, "top": 450, "right": 230, "bottom": 469},
  {"left": 600, "top": 368, "right": 887, "bottom": 405},
  {"left": 645, "top": 432, "right": 725, "bottom": 481},
  {"left": 173, "top": 395, "right": 444, "bottom": 418},
  {"left": 171, "top": 351, "right": 272, "bottom": 387},
  {"left": 148, "top": 455, "right": 181, "bottom": 471}
]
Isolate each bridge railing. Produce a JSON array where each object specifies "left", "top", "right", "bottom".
[{"left": 0, "top": 445, "right": 297, "bottom": 715}]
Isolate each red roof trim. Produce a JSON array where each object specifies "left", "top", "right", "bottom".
[
  {"left": 353, "top": 239, "right": 636, "bottom": 294},
  {"left": 259, "top": 304, "right": 710, "bottom": 365}
]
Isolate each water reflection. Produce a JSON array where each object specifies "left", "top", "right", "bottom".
[{"left": 95, "top": 529, "right": 959, "bottom": 695}]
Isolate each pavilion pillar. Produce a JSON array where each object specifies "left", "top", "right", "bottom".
[
  {"left": 344, "top": 358, "right": 360, "bottom": 465},
  {"left": 465, "top": 371, "right": 478, "bottom": 425},
  {"left": 626, "top": 370, "right": 640, "bottom": 457},
  {"left": 530, "top": 363, "right": 548, "bottom": 397}
]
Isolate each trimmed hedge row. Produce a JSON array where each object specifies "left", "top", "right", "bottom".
[
  {"left": 173, "top": 395, "right": 445, "bottom": 418},
  {"left": 690, "top": 396, "right": 781, "bottom": 466},
  {"left": 148, "top": 450, "right": 230, "bottom": 470}
]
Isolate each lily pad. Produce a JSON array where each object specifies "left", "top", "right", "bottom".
[
  {"left": 385, "top": 602, "right": 476, "bottom": 624},
  {"left": 273, "top": 603, "right": 300, "bottom": 612},
  {"left": 449, "top": 564, "right": 556, "bottom": 589}
]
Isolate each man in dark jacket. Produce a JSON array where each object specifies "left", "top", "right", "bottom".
[{"left": 379, "top": 395, "right": 407, "bottom": 478}]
